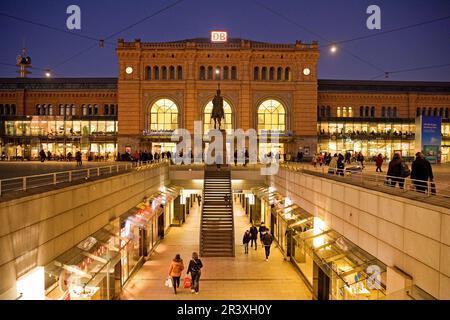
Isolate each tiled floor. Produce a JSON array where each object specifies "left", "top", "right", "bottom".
[{"left": 121, "top": 198, "right": 312, "bottom": 300}]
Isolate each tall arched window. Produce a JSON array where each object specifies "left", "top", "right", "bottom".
[
  {"left": 360, "top": 106, "right": 364, "bottom": 117},
  {"left": 231, "top": 66, "right": 237, "bottom": 80},
  {"left": 223, "top": 66, "right": 229, "bottom": 80},
  {"left": 215, "top": 66, "right": 221, "bottom": 80},
  {"left": 445, "top": 108, "right": 449, "bottom": 119},
  {"left": 348, "top": 107, "right": 353, "bottom": 117},
  {"left": 145, "top": 66, "right": 151, "bottom": 80},
  {"left": 82, "top": 104, "right": 87, "bottom": 116},
  {"left": 257, "top": 99, "right": 286, "bottom": 134},
  {"left": 393, "top": 107, "right": 397, "bottom": 118},
  {"left": 169, "top": 66, "right": 175, "bottom": 80},
  {"left": 60, "top": 104, "right": 65, "bottom": 116},
  {"left": 342, "top": 107, "right": 348, "bottom": 118},
  {"left": 371, "top": 106, "right": 375, "bottom": 118},
  {"left": 203, "top": 99, "right": 233, "bottom": 133},
  {"left": 269, "top": 67, "right": 275, "bottom": 80},
  {"left": 261, "top": 67, "right": 267, "bottom": 80},
  {"left": 177, "top": 66, "right": 182, "bottom": 80},
  {"left": 199, "top": 66, "right": 205, "bottom": 80},
  {"left": 153, "top": 66, "right": 159, "bottom": 80},
  {"left": 150, "top": 99, "right": 178, "bottom": 131},
  {"left": 422, "top": 108, "right": 426, "bottom": 116},
  {"left": 439, "top": 108, "right": 444, "bottom": 117},
  {"left": 277, "top": 67, "right": 282, "bottom": 80},
  {"left": 416, "top": 108, "right": 421, "bottom": 117},
  {"left": 254, "top": 67, "right": 259, "bottom": 80},
  {"left": 365, "top": 106, "right": 369, "bottom": 117},
  {"left": 387, "top": 107, "right": 391, "bottom": 118},
  {"left": 382, "top": 107, "right": 386, "bottom": 117},
  {"left": 428, "top": 107, "right": 432, "bottom": 116},
  {"left": 207, "top": 66, "right": 213, "bottom": 80},
  {"left": 162, "top": 66, "right": 167, "bottom": 80},
  {"left": 326, "top": 106, "right": 331, "bottom": 117},
  {"left": 284, "top": 67, "right": 291, "bottom": 81},
  {"left": 433, "top": 108, "right": 438, "bottom": 117},
  {"left": 337, "top": 106, "right": 341, "bottom": 117}
]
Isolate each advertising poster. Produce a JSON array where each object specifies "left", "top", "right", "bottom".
[{"left": 416, "top": 115, "right": 442, "bottom": 163}]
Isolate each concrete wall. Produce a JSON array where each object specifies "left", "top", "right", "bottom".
[
  {"left": 269, "top": 167, "right": 450, "bottom": 299},
  {"left": 0, "top": 164, "right": 169, "bottom": 299}
]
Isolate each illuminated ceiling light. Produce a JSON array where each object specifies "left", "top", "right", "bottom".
[
  {"left": 330, "top": 45, "right": 337, "bottom": 53},
  {"left": 215, "top": 69, "right": 220, "bottom": 74},
  {"left": 45, "top": 70, "right": 51, "bottom": 77}
]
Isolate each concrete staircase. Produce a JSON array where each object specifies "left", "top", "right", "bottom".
[{"left": 200, "top": 168, "right": 235, "bottom": 257}]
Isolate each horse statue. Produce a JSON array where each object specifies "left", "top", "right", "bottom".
[{"left": 211, "top": 88, "right": 225, "bottom": 130}]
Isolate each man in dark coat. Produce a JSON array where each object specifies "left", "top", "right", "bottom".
[
  {"left": 261, "top": 229, "right": 273, "bottom": 261},
  {"left": 411, "top": 152, "right": 434, "bottom": 193},
  {"left": 249, "top": 225, "right": 258, "bottom": 250},
  {"left": 387, "top": 153, "right": 405, "bottom": 189}
]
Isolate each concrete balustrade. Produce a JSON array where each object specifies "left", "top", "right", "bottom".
[
  {"left": 0, "top": 163, "right": 169, "bottom": 300},
  {"left": 269, "top": 167, "right": 450, "bottom": 299}
]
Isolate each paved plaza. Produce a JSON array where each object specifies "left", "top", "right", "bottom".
[{"left": 121, "top": 200, "right": 312, "bottom": 300}]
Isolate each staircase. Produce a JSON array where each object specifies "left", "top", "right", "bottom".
[{"left": 200, "top": 167, "right": 235, "bottom": 257}]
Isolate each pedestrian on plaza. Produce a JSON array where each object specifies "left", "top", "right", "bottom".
[
  {"left": 311, "top": 153, "right": 317, "bottom": 167},
  {"left": 47, "top": 150, "right": 52, "bottom": 161},
  {"left": 244, "top": 148, "right": 249, "bottom": 167},
  {"left": 357, "top": 152, "right": 365, "bottom": 169},
  {"left": 386, "top": 153, "right": 408, "bottom": 189},
  {"left": 337, "top": 153, "right": 345, "bottom": 176},
  {"left": 296, "top": 151, "right": 303, "bottom": 162},
  {"left": 234, "top": 149, "right": 238, "bottom": 166},
  {"left": 167, "top": 150, "right": 172, "bottom": 162},
  {"left": 261, "top": 229, "right": 273, "bottom": 261},
  {"left": 375, "top": 154, "right": 383, "bottom": 172},
  {"left": 39, "top": 149, "right": 46, "bottom": 162},
  {"left": 258, "top": 222, "right": 267, "bottom": 242},
  {"left": 345, "top": 152, "right": 351, "bottom": 164},
  {"left": 243, "top": 230, "right": 251, "bottom": 254},
  {"left": 411, "top": 152, "right": 434, "bottom": 194},
  {"left": 67, "top": 152, "right": 73, "bottom": 162},
  {"left": 224, "top": 193, "right": 232, "bottom": 207},
  {"left": 75, "top": 151, "right": 82, "bottom": 166},
  {"left": 187, "top": 252, "right": 203, "bottom": 294},
  {"left": 249, "top": 224, "right": 258, "bottom": 250},
  {"left": 168, "top": 254, "right": 184, "bottom": 294},
  {"left": 328, "top": 153, "right": 338, "bottom": 175}
]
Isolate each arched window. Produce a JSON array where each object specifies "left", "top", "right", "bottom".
[
  {"left": 416, "top": 108, "right": 421, "bottom": 117},
  {"left": 5, "top": 104, "right": 10, "bottom": 115},
  {"left": 65, "top": 104, "right": 71, "bottom": 116},
  {"left": 162, "top": 66, "right": 167, "bottom": 80},
  {"left": 82, "top": 105, "right": 87, "bottom": 116},
  {"left": 337, "top": 106, "right": 341, "bottom": 117},
  {"left": 254, "top": 67, "right": 259, "bottom": 80},
  {"left": 342, "top": 107, "right": 348, "bottom": 117},
  {"left": 203, "top": 99, "right": 233, "bottom": 134},
  {"left": 427, "top": 107, "right": 432, "bottom": 116},
  {"left": 261, "top": 67, "right": 267, "bottom": 80},
  {"left": 94, "top": 104, "right": 98, "bottom": 115},
  {"left": 169, "top": 66, "right": 175, "bottom": 80},
  {"left": 208, "top": 66, "right": 213, "bottom": 80},
  {"left": 104, "top": 104, "right": 109, "bottom": 115},
  {"left": 257, "top": 99, "right": 286, "bottom": 134},
  {"left": 365, "top": 106, "right": 369, "bottom": 117},
  {"left": 277, "top": 67, "right": 282, "bottom": 80},
  {"left": 422, "top": 108, "right": 426, "bottom": 116},
  {"left": 223, "top": 66, "right": 229, "bottom": 80},
  {"left": 360, "top": 106, "right": 364, "bottom": 117},
  {"left": 199, "top": 66, "right": 205, "bottom": 80},
  {"left": 393, "top": 107, "right": 397, "bottom": 118},
  {"left": 439, "top": 108, "right": 444, "bottom": 117},
  {"left": 445, "top": 108, "right": 449, "bottom": 119},
  {"left": 60, "top": 104, "right": 65, "bottom": 116},
  {"left": 348, "top": 107, "right": 353, "bottom": 117},
  {"left": 387, "top": 107, "right": 391, "bottom": 118},
  {"left": 145, "top": 66, "right": 151, "bottom": 80},
  {"left": 231, "top": 66, "right": 237, "bottom": 80},
  {"left": 284, "top": 67, "right": 291, "bottom": 81},
  {"left": 153, "top": 66, "right": 159, "bottom": 80},
  {"left": 71, "top": 105, "right": 76, "bottom": 115},
  {"left": 150, "top": 98, "right": 178, "bottom": 131},
  {"left": 0, "top": 104, "right": 4, "bottom": 115},
  {"left": 371, "top": 106, "right": 375, "bottom": 118},
  {"left": 326, "top": 106, "right": 331, "bottom": 117},
  {"left": 382, "top": 107, "right": 386, "bottom": 117},
  {"left": 177, "top": 66, "right": 182, "bottom": 80},
  {"left": 47, "top": 104, "right": 52, "bottom": 115},
  {"left": 215, "top": 66, "right": 221, "bottom": 80},
  {"left": 433, "top": 107, "right": 438, "bottom": 117},
  {"left": 269, "top": 67, "right": 275, "bottom": 80},
  {"left": 320, "top": 106, "right": 325, "bottom": 117}
]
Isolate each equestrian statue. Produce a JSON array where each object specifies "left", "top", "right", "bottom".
[{"left": 211, "top": 85, "right": 225, "bottom": 130}]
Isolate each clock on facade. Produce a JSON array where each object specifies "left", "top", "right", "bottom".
[
  {"left": 303, "top": 67, "right": 311, "bottom": 76},
  {"left": 125, "top": 66, "right": 133, "bottom": 74}
]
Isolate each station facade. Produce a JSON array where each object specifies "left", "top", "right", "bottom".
[{"left": 1, "top": 38, "right": 450, "bottom": 161}]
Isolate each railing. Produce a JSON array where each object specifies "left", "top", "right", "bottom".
[
  {"left": 281, "top": 163, "right": 450, "bottom": 204},
  {"left": 0, "top": 161, "right": 166, "bottom": 197}
]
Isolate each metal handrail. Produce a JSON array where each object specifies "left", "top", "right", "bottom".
[
  {"left": 280, "top": 163, "right": 450, "bottom": 200},
  {"left": 0, "top": 161, "right": 167, "bottom": 197}
]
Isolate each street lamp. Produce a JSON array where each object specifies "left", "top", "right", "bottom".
[{"left": 330, "top": 45, "right": 337, "bottom": 53}]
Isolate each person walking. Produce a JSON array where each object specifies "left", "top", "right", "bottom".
[
  {"left": 168, "top": 254, "right": 184, "bottom": 294},
  {"left": 249, "top": 224, "right": 258, "bottom": 250},
  {"left": 261, "top": 229, "right": 273, "bottom": 261},
  {"left": 411, "top": 152, "right": 434, "bottom": 194},
  {"left": 187, "top": 252, "right": 203, "bottom": 294},
  {"left": 336, "top": 153, "right": 345, "bottom": 176},
  {"left": 375, "top": 154, "right": 383, "bottom": 172},
  {"left": 243, "top": 230, "right": 251, "bottom": 254},
  {"left": 75, "top": 151, "right": 82, "bottom": 167},
  {"left": 258, "top": 222, "right": 267, "bottom": 243},
  {"left": 328, "top": 153, "right": 338, "bottom": 175},
  {"left": 387, "top": 153, "right": 408, "bottom": 189},
  {"left": 311, "top": 153, "right": 317, "bottom": 167},
  {"left": 39, "top": 149, "right": 46, "bottom": 162}
]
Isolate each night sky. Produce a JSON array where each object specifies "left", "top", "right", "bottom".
[{"left": 1, "top": 0, "right": 449, "bottom": 81}]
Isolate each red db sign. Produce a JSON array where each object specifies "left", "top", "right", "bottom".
[{"left": 211, "top": 31, "right": 227, "bottom": 43}]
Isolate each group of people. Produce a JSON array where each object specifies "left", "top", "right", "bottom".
[
  {"left": 119, "top": 150, "right": 173, "bottom": 163},
  {"left": 167, "top": 252, "right": 203, "bottom": 295},
  {"left": 312, "top": 151, "right": 365, "bottom": 168},
  {"left": 38, "top": 149, "right": 82, "bottom": 166},
  {"left": 242, "top": 222, "right": 273, "bottom": 261}
]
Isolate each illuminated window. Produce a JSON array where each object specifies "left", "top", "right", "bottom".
[
  {"left": 203, "top": 99, "right": 233, "bottom": 134},
  {"left": 150, "top": 99, "right": 178, "bottom": 131},
  {"left": 337, "top": 106, "right": 341, "bottom": 117},
  {"left": 257, "top": 99, "right": 286, "bottom": 134},
  {"left": 348, "top": 107, "right": 353, "bottom": 117}
]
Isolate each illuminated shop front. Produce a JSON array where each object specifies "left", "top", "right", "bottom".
[{"left": 0, "top": 116, "right": 117, "bottom": 160}]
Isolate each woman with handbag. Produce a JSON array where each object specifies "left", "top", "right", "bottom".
[
  {"left": 168, "top": 254, "right": 184, "bottom": 294},
  {"left": 187, "top": 252, "right": 203, "bottom": 294}
]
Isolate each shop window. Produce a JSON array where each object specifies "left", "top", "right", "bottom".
[
  {"left": 162, "top": 66, "right": 167, "bottom": 80},
  {"left": 257, "top": 99, "right": 286, "bottom": 134},
  {"left": 277, "top": 67, "right": 282, "bottom": 80},
  {"left": 177, "top": 66, "right": 182, "bottom": 80},
  {"left": 231, "top": 66, "right": 237, "bottom": 80},
  {"left": 215, "top": 66, "right": 221, "bottom": 80},
  {"left": 153, "top": 66, "right": 159, "bottom": 80},
  {"left": 223, "top": 66, "right": 229, "bottom": 80},
  {"left": 145, "top": 66, "right": 151, "bottom": 80},
  {"left": 284, "top": 67, "right": 291, "bottom": 81},
  {"left": 199, "top": 66, "right": 205, "bottom": 80},
  {"left": 207, "top": 66, "right": 213, "bottom": 80},
  {"left": 253, "top": 67, "right": 259, "bottom": 80},
  {"left": 261, "top": 67, "right": 267, "bottom": 80},
  {"left": 169, "top": 66, "right": 175, "bottom": 80},
  {"left": 204, "top": 99, "right": 233, "bottom": 134},
  {"left": 269, "top": 67, "right": 275, "bottom": 80},
  {"left": 150, "top": 98, "right": 178, "bottom": 131}
]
